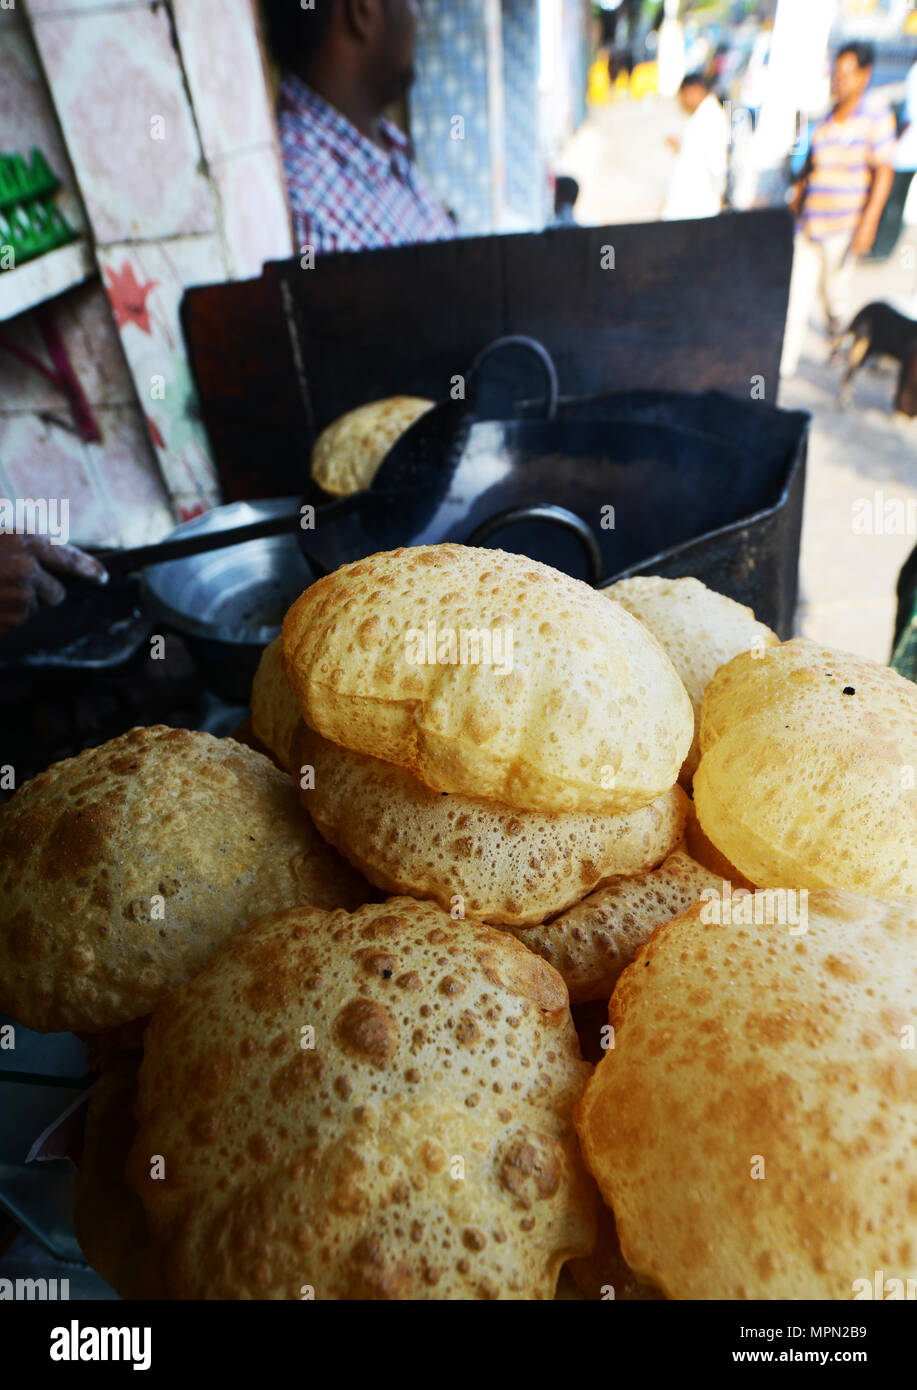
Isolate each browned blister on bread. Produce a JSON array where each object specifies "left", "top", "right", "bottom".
[
  {"left": 127, "top": 896, "right": 597, "bottom": 1299},
  {"left": 295, "top": 723, "right": 688, "bottom": 926},
  {"left": 282, "top": 545, "right": 693, "bottom": 815},
  {"left": 510, "top": 849, "right": 722, "bottom": 1002},
  {"left": 0, "top": 726, "right": 369, "bottom": 1032},
  {"left": 575, "top": 890, "right": 917, "bottom": 1299}
]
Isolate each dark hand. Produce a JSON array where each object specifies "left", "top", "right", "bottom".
[{"left": 0, "top": 532, "right": 108, "bottom": 637}]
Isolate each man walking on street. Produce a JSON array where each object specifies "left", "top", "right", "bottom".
[
  {"left": 662, "top": 73, "right": 730, "bottom": 222},
  {"left": 780, "top": 42, "right": 896, "bottom": 378}
]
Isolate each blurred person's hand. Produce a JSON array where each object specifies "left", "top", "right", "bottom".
[
  {"left": 0, "top": 532, "right": 108, "bottom": 637},
  {"left": 850, "top": 217, "right": 879, "bottom": 259}
]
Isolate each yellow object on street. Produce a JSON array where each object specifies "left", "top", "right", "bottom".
[
  {"left": 587, "top": 52, "right": 612, "bottom": 106},
  {"left": 630, "top": 61, "right": 659, "bottom": 100}
]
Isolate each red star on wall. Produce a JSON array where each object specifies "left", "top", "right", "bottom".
[{"left": 105, "top": 260, "right": 158, "bottom": 335}]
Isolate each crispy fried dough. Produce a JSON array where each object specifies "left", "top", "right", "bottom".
[
  {"left": 295, "top": 723, "right": 688, "bottom": 927},
  {"left": 694, "top": 640, "right": 917, "bottom": 896},
  {"left": 73, "top": 1053, "right": 164, "bottom": 1299},
  {"left": 250, "top": 636, "right": 302, "bottom": 772},
  {"left": 0, "top": 726, "right": 368, "bottom": 1032},
  {"left": 575, "top": 891, "right": 917, "bottom": 1299},
  {"left": 510, "top": 849, "right": 722, "bottom": 1003},
  {"left": 282, "top": 545, "right": 693, "bottom": 814},
  {"left": 127, "top": 896, "right": 596, "bottom": 1299},
  {"left": 604, "top": 575, "right": 777, "bottom": 785},
  {"left": 311, "top": 397, "right": 435, "bottom": 497}
]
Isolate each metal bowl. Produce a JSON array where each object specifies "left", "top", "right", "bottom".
[{"left": 141, "top": 498, "right": 313, "bottom": 702}]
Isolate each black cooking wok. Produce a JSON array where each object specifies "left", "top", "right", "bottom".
[
  {"left": 1, "top": 336, "right": 809, "bottom": 669},
  {"left": 286, "top": 337, "right": 808, "bottom": 633}
]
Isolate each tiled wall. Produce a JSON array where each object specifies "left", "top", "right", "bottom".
[
  {"left": 502, "top": 0, "right": 548, "bottom": 230},
  {"left": 0, "top": 5, "right": 172, "bottom": 545},
  {"left": 1, "top": 0, "right": 293, "bottom": 541},
  {"left": 412, "top": 0, "right": 589, "bottom": 236},
  {"left": 563, "top": 0, "right": 590, "bottom": 138},
  {"left": 2, "top": 0, "right": 591, "bottom": 543},
  {"left": 411, "top": 0, "right": 502, "bottom": 235}
]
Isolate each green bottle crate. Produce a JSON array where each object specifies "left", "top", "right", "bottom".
[{"left": 0, "top": 147, "right": 77, "bottom": 269}]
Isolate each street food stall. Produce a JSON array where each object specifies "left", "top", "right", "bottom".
[{"left": 1, "top": 0, "right": 917, "bottom": 1340}]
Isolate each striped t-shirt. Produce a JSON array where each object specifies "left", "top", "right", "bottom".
[{"left": 802, "top": 94, "right": 897, "bottom": 242}]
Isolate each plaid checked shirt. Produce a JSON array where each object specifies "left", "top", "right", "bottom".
[{"left": 277, "top": 73, "right": 456, "bottom": 254}]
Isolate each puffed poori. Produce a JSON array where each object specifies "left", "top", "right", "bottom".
[
  {"left": 604, "top": 575, "right": 778, "bottom": 785},
  {"left": 683, "top": 801, "right": 756, "bottom": 890},
  {"left": 294, "top": 722, "right": 688, "bottom": 926},
  {"left": 694, "top": 640, "right": 917, "bottom": 897},
  {"left": 310, "top": 396, "right": 435, "bottom": 497},
  {"left": 510, "top": 849, "right": 722, "bottom": 1002},
  {"left": 73, "top": 1053, "right": 164, "bottom": 1300},
  {"left": 282, "top": 545, "right": 694, "bottom": 814},
  {"left": 250, "top": 635, "right": 302, "bottom": 772},
  {"left": 126, "top": 896, "right": 596, "bottom": 1299},
  {"left": 0, "top": 726, "right": 368, "bottom": 1033},
  {"left": 567, "top": 1200, "right": 664, "bottom": 1302},
  {"left": 575, "top": 890, "right": 917, "bottom": 1299}
]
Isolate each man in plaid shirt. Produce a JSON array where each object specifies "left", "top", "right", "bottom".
[{"left": 263, "top": 0, "right": 455, "bottom": 254}]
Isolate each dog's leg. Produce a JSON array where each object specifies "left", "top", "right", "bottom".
[
  {"left": 828, "top": 332, "right": 849, "bottom": 367},
  {"left": 895, "top": 357, "right": 917, "bottom": 418},
  {"left": 838, "top": 335, "right": 871, "bottom": 407}
]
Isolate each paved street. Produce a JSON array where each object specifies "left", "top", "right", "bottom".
[{"left": 559, "top": 95, "right": 917, "bottom": 662}]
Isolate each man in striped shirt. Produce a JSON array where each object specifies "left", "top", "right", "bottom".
[
  {"left": 781, "top": 43, "right": 895, "bottom": 378},
  {"left": 262, "top": 0, "right": 455, "bottom": 255}
]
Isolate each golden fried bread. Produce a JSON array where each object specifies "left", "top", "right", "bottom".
[
  {"left": 127, "top": 897, "right": 596, "bottom": 1299},
  {"left": 282, "top": 545, "right": 693, "bottom": 814},
  {"left": 295, "top": 723, "right": 688, "bottom": 927},
  {"left": 683, "top": 801, "right": 755, "bottom": 890},
  {"left": 575, "top": 891, "right": 917, "bottom": 1299},
  {"left": 0, "top": 726, "right": 369, "bottom": 1033},
  {"left": 694, "top": 640, "right": 917, "bottom": 896},
  {"left": 310, "top": 396, "right": 435, "bottom": 497},
  {"left": 73, "top": 1053, "right": 164, "bottom": 1299},
  {"left": 250, "top": 636, "right": 303, "bottom": 772},
  {"left": 510, "top": 849, "right": 721, "bottom": 1003},
  {"left": 604, "top": 576, "right": 777, "bottom": 785}
]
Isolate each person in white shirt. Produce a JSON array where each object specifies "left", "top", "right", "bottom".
[{"left": 662, "top": 72, "right": 730, "bottom": 221}]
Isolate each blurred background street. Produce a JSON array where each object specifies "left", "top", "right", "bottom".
[{"left": 560, "top": 83, "right": 917, "bottom": 662}]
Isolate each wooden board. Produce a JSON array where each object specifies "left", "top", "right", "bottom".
[{"left": 181, "top": 267, "right": 309, "bottom": 501}]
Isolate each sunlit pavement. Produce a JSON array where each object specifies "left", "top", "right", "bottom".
[{"left": 560, "top": 96, "right": 917, "bottom": 663}]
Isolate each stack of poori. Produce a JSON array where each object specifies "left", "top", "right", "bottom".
[{"left": 1, "top": 539, "right": 915, "bottom": 1301}]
